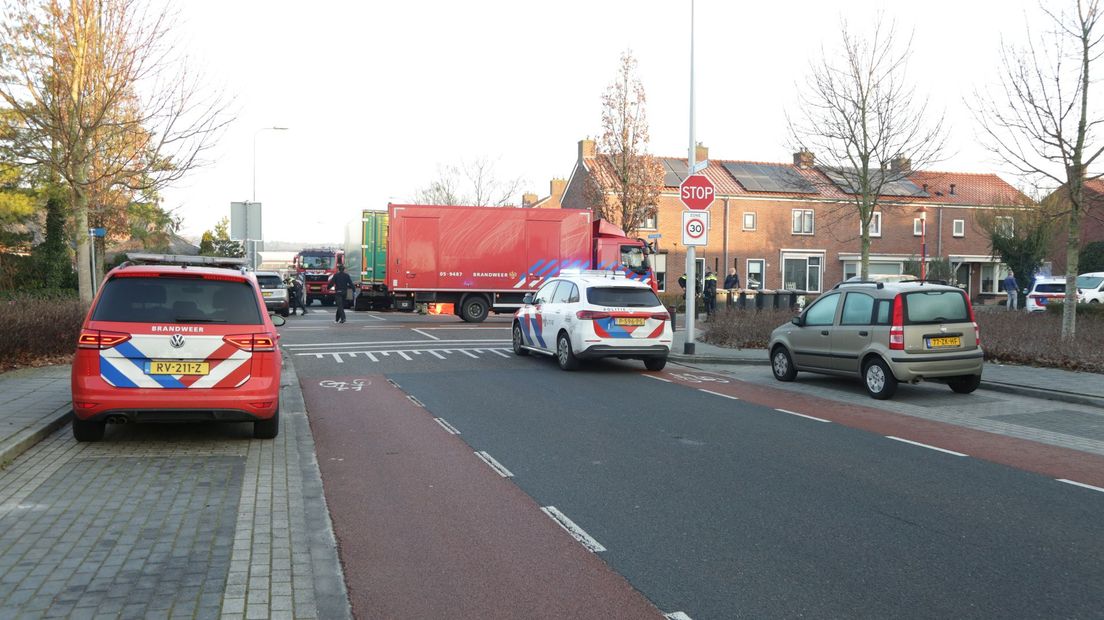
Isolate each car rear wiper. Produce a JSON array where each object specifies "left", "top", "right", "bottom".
[{"left": 174, "top": 317, "right": 228, "bottom": 323}]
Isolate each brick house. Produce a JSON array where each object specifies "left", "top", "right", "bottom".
[
  {"left": 560, "top": 139, "right": 1026, "bottom": 302},
  {"left": 1044, "top": 179, "right": 1104, "bottom": 275}
]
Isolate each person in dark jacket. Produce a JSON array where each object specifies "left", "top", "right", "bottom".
[
  {"left": 329, "top": 265, "right": 355, "bottom": 324},
  {"left": 286, "top": 276, "right": 303, "bottom": 316},
  {"left": 723, "top": 268, "right": 740, "bottom": 290},
  {"left": 703, "top": 271, "right": 718, "bottom": 317}
]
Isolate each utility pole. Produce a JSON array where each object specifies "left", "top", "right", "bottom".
[{"left": 684, "top": 0, "right": 697, "bottom": 355}]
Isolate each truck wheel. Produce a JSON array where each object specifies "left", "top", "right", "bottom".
[{"left": 459, "top": 296, "right": 489, "bottom": 323}]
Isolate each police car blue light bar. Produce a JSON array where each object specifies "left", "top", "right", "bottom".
[{"left": 125, "top": 253, "right": 249, "bottom": 269}]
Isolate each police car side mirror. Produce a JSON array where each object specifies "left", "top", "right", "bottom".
[{"left": 523, "top": 293, "right": 534, "bottom": 305}]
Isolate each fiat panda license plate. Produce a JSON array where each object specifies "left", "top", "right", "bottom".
[
  {"left": 615, "top": 317, "right": 646, "bottom": 326},
  {"left": 926, "top": 336, "right": 961, "bottom": 349},
  {"left": 147, "top": 361, "right": 210, "bottom": 375}
]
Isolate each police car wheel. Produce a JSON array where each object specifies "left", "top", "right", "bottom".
[
  {"left": 556, "top": 333, "right": 579, "bottom": 371},
  {"left": 643, "top": 357, "right": 667, "bottom": 371},
  {"left": 512, "top": 323, "right": 529, "bottom": 356}
]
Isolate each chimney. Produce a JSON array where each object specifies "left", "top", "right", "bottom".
[
  {"left": 793, "top": 149, "right": 815, "bottom": 169},
  {"left": 521, "top": 192, "right": 539, "bottom": 207},
  {"left": 949, "top": 183, "right": 956, "bottom": 195},
  {"left": 695, "top": 143, "right": 709, "bottom": 163},
  {"left": 578, "top": 138, "right": 596, "bottom": 161},
  {"left": 550, "top": 178, "right": 567, "bottom": 199},
  {"left": 890, "top": 156, "right": 911, "bottom": 174}
]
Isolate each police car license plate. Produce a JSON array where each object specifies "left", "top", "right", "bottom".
[
  {"left": 615, "top": 317, "right": 646, "bottom": 326},
  {"left": 926, "top": 337, "right": 960, "bottom": 348},
  {"left": 148, "top": 361, "right": 209, "bottom": 376},
  {"left": 262, "top": 291, "right": 273, "bottom": 297}
]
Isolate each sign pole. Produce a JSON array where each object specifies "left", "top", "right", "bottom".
[{"left": 684, "top": 0, "right": 697, "bottom": 355}]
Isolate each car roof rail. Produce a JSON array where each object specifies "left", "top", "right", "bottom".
[
  {"left": 833, "top": 280, "right": 885, "bottom": 290},
  {"left": 912, "top": 278, "right": 949, "bottom": 286},
  {"left": 125, "top": 253, "right": 249, "bottom": 270},
  {"left": 559, "top": 268, "right": 632, "bottom": 280}
]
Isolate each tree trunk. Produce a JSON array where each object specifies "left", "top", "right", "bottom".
[
  {"left": 1062, "top": 206, "right": 1080, "bottom": 340},
  {"left": 73, "top": 186, "right": 92, "bottom": 304},
  {"left": 859, "top": 214, "right": 871, "bottom": 280}
]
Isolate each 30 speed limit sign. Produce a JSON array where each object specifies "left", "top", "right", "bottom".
[{"left": 682, "top": 211, "right": 708, "bottom": 246}]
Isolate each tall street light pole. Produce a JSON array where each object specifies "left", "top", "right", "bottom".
[{"left": 250, "top": 126, "right": 289, "bottom": 269}]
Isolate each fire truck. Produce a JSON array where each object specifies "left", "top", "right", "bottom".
[
  {"left": 292, "top": 248, "right": 345, "bottom": 306},
  {"left": 343, "top": 204, "right": 656, "bottom": 322}
]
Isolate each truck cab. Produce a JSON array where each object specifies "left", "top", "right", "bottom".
[
  {"left": 592, "top": 220, "right": 656, "bottom": 292},
  {"left": 293, "top": 248, "right": 345, "bottom": 306}
]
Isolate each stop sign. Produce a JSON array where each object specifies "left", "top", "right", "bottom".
[{"left": 679, "top": 174, "right": 715, "bottom": 210}]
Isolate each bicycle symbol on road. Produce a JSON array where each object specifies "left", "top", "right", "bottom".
[
  {"left": 669, "top": 373, "right": 729, "bottom": 384},
  {"left": 319, "top": 379, "right": 367, "bottom": 391}
]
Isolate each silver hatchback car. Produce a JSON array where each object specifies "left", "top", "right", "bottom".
[{"left": 768, "top": 280, "right": 984, "bottom": 399}]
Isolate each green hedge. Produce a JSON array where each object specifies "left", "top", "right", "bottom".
[{"left": 1045, "top": 301, "right": 1104, "bottom": 318}]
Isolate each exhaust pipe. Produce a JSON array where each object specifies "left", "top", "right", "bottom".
[{"left": 105, "top": 415, "right": 129, "bottom": 425}]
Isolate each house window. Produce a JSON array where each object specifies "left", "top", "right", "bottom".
[
  {"left": 746, "top": 259, "right": 764, "bottom": 290},
  {"left": 862, "top": 212, "right": 882, "bottom": 237},
  {"left": 913, "top": 218, "right": 926, "bottom": 236},
  {"left": 782, "top": 253, "right": 823, "bottom": 292},
  {"left": 651, "top": 253, "right": 667, "bottom": 292},
  {"left": 742, "top": 212, "right": 757, "bottom": 231},
  {"left": 980, "top": 263, "right": 1012, "bottom": 294},
  {"left": 953, "top": 219, "right": 965, "bottom": 237},
  {"left": 791, "top": 209, "right": 815, "bottom": 235},
  {"left": 641, "top": 211, "right": 657, "bottom": 230},
  {"left": 695, "top": 257, "right": 705, "bottom": 292},
  {"left": 995, "top": 216, "right": 1014, "bottom": 237},
  {"left": 843, "top": 261, "right": 903, "bottom": 281}
]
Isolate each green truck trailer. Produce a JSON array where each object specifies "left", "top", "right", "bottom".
[{"left": 343, "top": 209, "right": 390, "bottom": 310}]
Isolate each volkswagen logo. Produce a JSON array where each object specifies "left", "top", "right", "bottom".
[{"left": 169, "top": 334, "right": 186, "bottom": 349}]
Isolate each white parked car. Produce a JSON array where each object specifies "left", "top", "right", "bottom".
[
  {"left": 1025, "top": 276, "right": 1066, "bottom": 312},
  {"left": 1076, "top": 272, "right": 1104, "bottom": 303},
  {"left": 512, "top": 270, "right": 672, "bottom": 371}
]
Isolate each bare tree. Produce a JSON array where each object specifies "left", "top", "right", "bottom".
[
  {"left": 412, "top": 158, "right": 523, "bottom": 207},
  {"left": 589, "top": 50, "right": 663, "bottom": 237},
  {"left": 0, "top": 0, "right": 232, "bottom": 302},
  {"left": 790, "top": 18, "right": 945, "bottom": 280},
  {"left": 973, "top": 0, "right": 1103, "bottom": 340}
]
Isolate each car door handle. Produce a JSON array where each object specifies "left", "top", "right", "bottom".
[
  {"left": 820, "top": 330, "right": 830, "bottom": 336},
  {"left": 859, "top": 331, "right": 869, "bottom": 336}
]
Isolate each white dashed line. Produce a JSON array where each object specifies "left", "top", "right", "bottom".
[
  {"left": 386, "top": 378, "right": 401, "bottom": 389},
  {"left": 643, "top": 375, "right": 672, "bottom": 383},
  {"left": 540, "top": 506, "right": 606, "bottom": 553},
  {"left": 406, "top": 395, "right": 425, "bottom": 408},
  {"left": 699, "top": 389, "right": 739, "bottom": 400},
  {"left": 412, "top": 328, "right": 439, "bottom": 340},
  {"left": 474, "top": 451, "right": 514, "bottom": 477},
  {"left": 433, "top": 418, "right": 461, "bottom": 435},
  {"left": 665, "top": 613, "right": 694, "bottom": 620},
  {"left": 774, "top": 408, "right": 830, "bottom": 423},
  {"left": 886, "top": 436, "right": 967, "bottom": 457},
  {"left": 1058, "top": 479, "right": 1104, "bottom": 493}
]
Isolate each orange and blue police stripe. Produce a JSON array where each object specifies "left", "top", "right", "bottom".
[{"left": 518, "top": 312, "right": 546, "bottom": 347}]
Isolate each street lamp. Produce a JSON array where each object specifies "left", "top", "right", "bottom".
[
  {"left": 249, "top": 126, "right": 289, "bottom": 269},
  {"left": 916, "top": 205, "right": 928, "bottom": 280}
]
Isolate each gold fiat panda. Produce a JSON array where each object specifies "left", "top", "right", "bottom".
[{"left": 768, "top": 280, "right": 983, "bottom": 399}]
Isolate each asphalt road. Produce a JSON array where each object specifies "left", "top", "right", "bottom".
[{"left": 287, "top": 308, "right": 1104, "bottom": 619}]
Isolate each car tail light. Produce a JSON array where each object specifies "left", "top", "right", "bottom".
[
  {"left": 963, "top": 292, "right": 981, "bottom": 346},
  {"left": 78, "top": 329, "right": 131, "bottom": 350},
  {"left": 576, "top": 310, "right": 612, "bottom": 320},
  {"left": 223, "top": 334, "right": 277, "bottom": 352},
  {"left": 650, "top": 312, "right": 670, "bottom": 321},
  {"left": 889, "top": 294, "right": 904, "bottom": 350}
]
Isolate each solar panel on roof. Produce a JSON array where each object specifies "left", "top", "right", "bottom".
[
  {"left": 722, "top": 162, "right": 817, "bottom": 194},
  {"left": 662, "top": 158, "right": 688, "bottom": 187},
  {"left": 821, "top": 167, "right": 929, "bottom": 197}
]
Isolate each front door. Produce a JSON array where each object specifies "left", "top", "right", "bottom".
[
  {"left": 830, "top": 291, "right": 875, "bottom": 373},
  {"left": 401, "top": 217, "right": 439, "bottom": 290},
  {"left": 790, "top": 292, "right": 840, "bottom": 371}
]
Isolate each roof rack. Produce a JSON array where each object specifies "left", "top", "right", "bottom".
[
  {"left": 124, "top": 253, "right": 249, "bottom": 270},
  {"left": 834, "top": 280, "right": 885, "bottom": 290},
  {"left": 911, "top": 278, "right": 949, "bottom": 286}
]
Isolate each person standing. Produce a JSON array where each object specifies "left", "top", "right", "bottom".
[
  {"left": 723, "top": 267, "right": 740, "bottom": 290},
  {"left": 286, "top": 275, "right": 303, "bottom": 316},
  {"left": 295, "top": 273, "right": 309, "bottom": 314},
  {"left": 329, "top": 264, "right": 355, "bottom": 324},
  {"left": 703, "top": 271, "right": 718, "bottom": 318},
  {"left": 1003, "top": 271, "right": 1018, "bottom": 310}
]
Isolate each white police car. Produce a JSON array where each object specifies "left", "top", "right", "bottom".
[{"left": 512, "top": 270, "right": 672, "bottom": 371}]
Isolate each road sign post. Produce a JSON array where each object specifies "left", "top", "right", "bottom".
[{"left": 679, "top": 172, "right": 715, "bottom": 354}]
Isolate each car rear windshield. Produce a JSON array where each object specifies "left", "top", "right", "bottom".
[
  {"left": 257, "top": 275, "right": 284, "bottom": 289},
  {"left": 586, "top": 287, "right": 661, "bottom": 308},
  {"left": 902, "top": 290, "right": 969, "bottom": 325},
  {"left": 1034, "top": 283, "right": 1065, "bottom": 293},
  {"left": 92, "top": 276, "right": 263, "bottom": 325}
]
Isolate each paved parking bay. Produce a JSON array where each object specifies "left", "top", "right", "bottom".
[{"left": 0, "top": 355, "right": 348, "bottom": 620}]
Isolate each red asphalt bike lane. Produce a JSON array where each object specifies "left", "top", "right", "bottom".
[
  {"left": 303, "top": 374, "right": 665, "bottom": 620},
  {"left": 657, "top": 369, "right": 1104, "bottom": 489}
]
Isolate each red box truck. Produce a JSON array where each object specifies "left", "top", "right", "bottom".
[{"left": 381, "top": 204, "right": 655, "bottom": 322}]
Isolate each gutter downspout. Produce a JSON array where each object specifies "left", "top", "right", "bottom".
[
  {"left": 937, "top": 205, "right": 943, "bottom": 259},
  {"left": 723, "top": 197, "right": 730, "bottom": 272}
]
